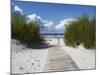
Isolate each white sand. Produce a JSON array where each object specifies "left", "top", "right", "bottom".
[
  {"left": 12, "top": 38, "right": 96, "bottom": 74},
  {"left": 59, "top": 38, "right": 96, "bottom": 70},
  {"left": 45, "top": 38, "right": 96, "bottom": 69},
  {"left": 11, "top": 39, "right": 48, "bottom": 74}
]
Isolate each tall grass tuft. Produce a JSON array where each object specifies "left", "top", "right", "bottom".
[
  {"left": 11, "top": 12, "right": 44, "bottom": 47},
  {"left": 64, "top": 14, "right": 96, "bottom": 49}
]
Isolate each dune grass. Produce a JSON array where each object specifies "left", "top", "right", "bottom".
[
  {"left": 11, "top": 12, "right": 44, "bottom": 48},
  {"left": 64, "top": 14, "right": 96, "bottom": 49}
]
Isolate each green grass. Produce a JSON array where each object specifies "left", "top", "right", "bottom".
[
  {"left": 64, "top": 14, "right": 96, "bottom": 49},
  {"left": 11, "top": 12, "right": 44, "bottom": 47}
]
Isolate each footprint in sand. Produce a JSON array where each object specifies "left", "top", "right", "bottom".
[
  {"left": 32, "top": 62, "right": 34, "bottom": 66},
  {"left": 19, "top": 67, "right": 24, "bottom": 70}
]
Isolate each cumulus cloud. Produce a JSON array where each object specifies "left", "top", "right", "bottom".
[
  {"left": 55, "top": 18, "right": 76, "bottom": 30},
  {"left": 27, "top": 14, "right": 40, "bottom": 21},
  {"left": 27, "top": 14, "right": 46, "bottom": 23},
  {"left": 27, "top": 14, "right": 46, "bottom": 22},
  {"left": 26, "top": 13, "right": 55, "bottom": 33},
  {"left": 44, "top": 21, "right": 54, "bottom": 28},
  {"left": 26, "top": 14, "right": 76, "bottom": 33},
  {"left": 27, "top": 14, "right": 54, "bottom": 29},
  {"left": 27, "top": 14, "right": 38, "bottom": 23},
  {"left": 14, "top": 6, "right": 23, "bottom": 15}
]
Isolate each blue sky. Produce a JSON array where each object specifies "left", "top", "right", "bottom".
[
  {"left": 12, "top": 0, "right": 96, "bottom": 32},
  {"left": 12, "top": 1, "right": 95, "bottom": 22}
]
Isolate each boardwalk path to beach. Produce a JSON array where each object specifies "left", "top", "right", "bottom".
[{"left": 44, "top": 45, "right": 79, "bottom": 72}]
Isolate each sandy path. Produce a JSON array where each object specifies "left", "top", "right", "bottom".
[{"left": 44, "top": 46, "right": 79, "bottom": 72}]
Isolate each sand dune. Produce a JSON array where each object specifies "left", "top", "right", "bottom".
[
  {"left": 11, "top": 38, "right": 95, "bottom": 74},
  {"left": 11, "top": 39, "right": 48, "bottom": 74}
]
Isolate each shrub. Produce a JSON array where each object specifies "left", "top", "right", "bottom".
[
  {"left": 11, "top": 12, "right": 44, "bottom": 46},
  {"left": 64, "top": 14, "right": 96, "bottom": 49}
]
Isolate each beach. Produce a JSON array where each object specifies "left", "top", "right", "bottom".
[
  {"left": 11, "top": 39, "right": 48, "bottom": 74},
  {"left": 11, "top": 38, "right": 95, "bottom": 74}
]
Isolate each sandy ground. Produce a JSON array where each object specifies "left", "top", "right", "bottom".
[
  {"left": 59, "top": 38, "right": 96, "bottom": 70},
  {"left": 46, "top": 38, "right": 95, "bottom": 70},
  {"left": 11, "top": 39, "right": 48, "bottom": 74},
  {"left": 11, "top": 38, "right": 96, "bottom": 74}
]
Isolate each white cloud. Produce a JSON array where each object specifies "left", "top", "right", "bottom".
[
  {"left": 27, "top": 14, "right": 45, "bottom": 23},
  {"left": 27, "top": 14, "right": 77, "bottom": 33},
  {"left": 27, "top": 14, "right": 38, "bottom": 22},
  {"left": 44, "top": 21, "right": 54, "bottom": 28},
  {"left": 27, "top": 13, "right": 54, "bottom": 29},
  {"left": 55, "top": 18, "right": 76, "bottom": 30},
  {"left": 27, "top": 14, "right": 40, "bottom": 20},
  {"left": 27, "top": 13, "right": 55, "bottom": 33},
  {"left": 14, "top": 6, "right": 23, "bottom": 15}
]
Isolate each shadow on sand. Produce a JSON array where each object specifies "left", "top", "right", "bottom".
[
  {"left": 14, "top": 39, "right": 57, "bottom": 49},
  {"left": 22, "top": 42, "right": 56, "bottom": 49}
]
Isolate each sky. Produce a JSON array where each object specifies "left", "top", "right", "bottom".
[{"left": 11, "top": 0, "right": 96, "bottom": 33}]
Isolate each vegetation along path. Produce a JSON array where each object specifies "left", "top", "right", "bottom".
[{"left": 44, "top": 46, "right": 79, "bottom": 72}]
